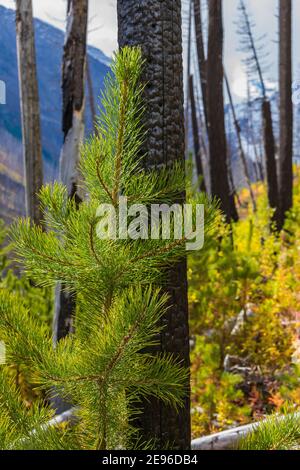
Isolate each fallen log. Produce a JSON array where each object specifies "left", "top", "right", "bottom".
[{"left": 191, "top": 422, "right": 258, "bottom": 450}]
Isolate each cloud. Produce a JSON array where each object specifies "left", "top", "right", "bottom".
[
  {"left": 1, "top": 0, "right": 299, "bottom": 84},
  {"left": 0, "top": 0, "right": 118, "bottom": 56}
]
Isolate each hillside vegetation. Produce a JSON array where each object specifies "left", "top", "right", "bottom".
[{"left": 190, "top": 170, "right": 300, "bottom": 438}]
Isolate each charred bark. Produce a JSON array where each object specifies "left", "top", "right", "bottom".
[
  {"left": 185, "top": 0, "right": 192, "bottom": 158},
  {"left": 87, "top": 57, "right": 97, "bottom": 133},
  {"left": 263, "top": 100, "right": 279, "bottom": 226},
  {"left": 207, "top": 0, "right": 238, "bottom": 222},
  {"left": 238, "top": 0, "right": 279, "bottom": 225},
  {"left": 59, "top": 0, "right": 88, "bottom": 196},
  {"left": 118, "top": 0, "right": 191, "bottom": 450},
  {"left": 278, "top": 0, "right": 293, "bottom": 230},
  {"left": 53, "top": 0, "right": 88, "bottom": 351},
  {"left": 189, "top": 74, "right": 206, "bottom": 191},
  {"left": 193, "top": 0, "right": 208, "bottom": 130}
]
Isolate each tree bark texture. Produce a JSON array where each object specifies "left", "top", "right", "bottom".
[
  {"left": 189, "top": 74, "right": 206, "bottom": 192},
  {"left": 118, "top": 0, "right": 191, "bottom": 450},
  {"left": 15, "top": 0, "right": 43, "bottom": 225},
  {"left": 193, "top": 0, "right": 208, "bottom": 131},
  {"left": 87, "top": 57, "right": 97, "bottom": 132},
  {"left": 53, "top": 0, "right": 88, "bottom": 350},
  {"left": 263, "top": 99, "right": 280, "bottom": 225},
  {"left": 279, "top": 0, "right": 293, "bottom": 230},
  {"left": 239, "top": 0, "right": 279, "bottom": 224},
  {"left": 185, "top": 0, "right": 192, "bottom": 158},
  {"left": 59, "top": 0, "right": 88, "bottom": 197},
  {"left": 207, "top": 0, "right": 238, "bottom": 222}
]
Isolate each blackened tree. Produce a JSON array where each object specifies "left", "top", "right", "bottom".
[
  {"left": 207, "top": 0, "right": 238, "bottom": 222},
  {"left": 279, "top": 0, "right": 293, "bottom": 230},
  {"left": 117, "top": 0, "right": 191, "bottom": 449}
]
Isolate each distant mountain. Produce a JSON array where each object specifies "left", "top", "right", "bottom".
[{"left": 0, "top": 5, "right": 110, "bottom": 222}]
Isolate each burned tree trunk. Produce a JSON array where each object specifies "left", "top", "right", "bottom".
[
  {"left": 193, "top": 0, "right": 208, "bottom": 130},
  {"left": 53, "top": 0, "right": 88, "bottom": 347},
  {"left": 189, "top": 74, "right": 206, "bottom": 191},
  {"left": 87, "top": 57, "right": 97, "bottom": 132},
  {"left": 15, "top": 0, "right": 43, "bottom": 225},
  {"left": 59, "top": 0, "right": 88, "bottom": 198},
  {"left": 263, "top": 100, "right": 279, "bottom": 224},
  {"left": 118, "top": 0, "right": 191, "bottom": 450},
  {"left": 247, "top": 79, "right": 264, "bottom": 182},
  {"left": 279, "top": 0, "right": 293, "bottom": 230},
  {"left": 185, "top": 0, "right": 192, "bottom": 158},
  {"left": 207, "top": 0, "right": 238, "bottom": 222},
  {"left": 238, "top": 0, "right": 279, "bottom": 225}
]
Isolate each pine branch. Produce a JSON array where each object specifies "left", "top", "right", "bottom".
[{"left": 95, "top": 158, "right": 114, "bottom": 205}]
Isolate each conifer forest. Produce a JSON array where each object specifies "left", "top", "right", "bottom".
[{"left": 1, "top": 0, "right": 300, "bottom": 457}]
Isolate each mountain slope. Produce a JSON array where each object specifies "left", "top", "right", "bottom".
[{"left": 0, "top": 6, "right": 110, "bottom": 222}]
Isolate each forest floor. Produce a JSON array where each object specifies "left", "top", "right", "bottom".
[{"left": 189, "top": 168, "right": 300, "bottom": 439}]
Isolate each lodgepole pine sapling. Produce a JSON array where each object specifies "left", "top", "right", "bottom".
[{"left": 0, "top": 47, "right": 215, "bottom": 450}]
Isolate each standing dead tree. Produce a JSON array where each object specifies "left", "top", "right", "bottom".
[
  {"left": 118, "top": 0, "right": 191, "bottom": 449},
  {"left": 189, "top": 74, "right": 207, "bottom": 191},
  {"left": 226, "top": 105, "right": 242, "bottom": 209},
  {"left": 185, "top": 0, "right": 193, "bottom": 158},
  {"left": 224, "top": 71, "right": 256, "bottom": 212},
  {"left": 247, "top": 78, "right": 265, "bottom": 181},
  {"left": 15, "top": 0, "right": 43, "bottom": 225},
  {"left": 278, "top": 0, "right": 293, "bottom": 230},
  {"left": 207, "top": 0, "right": 238, "bottom": 222},
  {"left": 237, "top": 0, "right": 279, "bottom": 226},
  {"left": 192, "top": 49, "right": 211, "bottom": 193},
  {"left": 193, "top": 0, "right": 208, "bottom": 131},
  {"left": 59, "top": 0, "right": 88, "bottom": 200},
  {"left": 53, "top": 0, "right": 88, "bottom": 352},
  {"left": 86, "top": 57, "right": 96, "bottom": 132}
]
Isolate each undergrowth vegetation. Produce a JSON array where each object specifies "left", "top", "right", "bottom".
[
  {"left": 0, "top": 221, "right": 52, "bottom": 406},
  {"left": 189, "top": 172, "right": 300, "bottom": 438}
]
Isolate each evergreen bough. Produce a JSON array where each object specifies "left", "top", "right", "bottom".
[
  {"left": 0, "top": 47, "right": 214, "bottom": 450},
  {"left": 239, "top": 412, "right": 300, "bottom": 450}
]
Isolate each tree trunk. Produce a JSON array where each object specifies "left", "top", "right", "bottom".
[
  {"left": 193, "top": 0, "right": 208, "bottom": 131},
  {"left": 189, "top": 75, "right": 206, "bottom": 192},
  {"left": 207, "top": 0, "right": 238, "bottom": 223},
  {"left": 239, "top": 0, "right": 279, "bottom": 224},
  {"left": 118, "top": 0, "right": 191, "bottom": 450},
  {"left": 185, "top": 0, "right": 192, "bottom": 159},
  {"left": 247, "top": 79, "right": 264, "bottom": 181},
  {"left": 59, "top": 0, "right": 88, "bottom": 197},
  {"left": 226, "top": 112, "right": 242, "bottom": 209},
  {"left": 263, "top": 99, "right": 280, "bottom": 226},
  {"left": 53, "top": 0, "right": 88, "bottom": 350},
  {"left": 279, "top": 0, "right": 293, "bottom": 230},
  {"left": 15, "top": 0, "right": 43, "bottom": 225},
  {"left": 87, "top": 57, "right": 97, "bottom": 133}
]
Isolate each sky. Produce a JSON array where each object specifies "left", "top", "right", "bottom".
[{"left": 0, "top": 0, "right": 299, "bottom": 101}]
